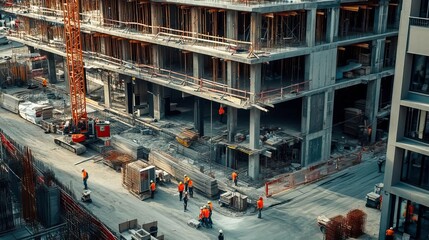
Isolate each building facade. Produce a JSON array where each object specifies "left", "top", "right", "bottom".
[
  {"left": 380, "top": 0, "right": 429, "bottom": 239},
  {"left": 1, "top": 0, "right": 399, "bottom": 180}
]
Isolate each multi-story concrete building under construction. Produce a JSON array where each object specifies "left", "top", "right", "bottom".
[
  {"left": 0, "top": 0, "right": 399, "bottom": 180},
  {"left": 380, "top": 0, "right": 429, "bottom": 239}
]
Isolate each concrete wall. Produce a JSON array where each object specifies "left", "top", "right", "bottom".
[{"left": 0, "top": 93, "right": 24, "bottom": 114}]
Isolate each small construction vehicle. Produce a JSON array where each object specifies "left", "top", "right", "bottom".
[
  {"left": 365, "top": 183, "right": 384, "bottom": 210},
  {"left": 81, "top": 190, "right": 92, "bottom": 203},
  {"left": 54, "top": 119, "right": 110, "bottom": 155}
]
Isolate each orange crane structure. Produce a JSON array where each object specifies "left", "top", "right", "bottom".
[
  {"left": 54, "top": 0, "right": 110, "bottom": 154},
  {"left": 63, "top": 0, "right": 87, "bottom": 134}
]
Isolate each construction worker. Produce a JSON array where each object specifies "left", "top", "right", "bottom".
[
  {"left": 218, "top": 229, "right": 224, "bottom": 240},
  {"left": 184, "top": 174, "right": 190, "bottom": 192},
  {"left": 232, "top": 171, "right": 238, "bottom": 186},
  {"left": 42, "top": 78, "right": 47, "bottom": 92},
  {"left": 202, "top": 205, "right": 211, "bottom": 228},
  {"left": 183, "top": 192, "right": 188, "bottom": 212},
  {"left": 257, "top": 196, "right": 264, "bottom": 219},
  {"left": 218, "top": 105, "right": 225, "bottom": 123},
  {"left": 198, "top": 207, "right": 205, "bottom": 228},
  {"left": 188, "top": 178, "right": 194, "bottom": 198},
  {"left": 207, "top": 201, "right": 213, "bottom": 225},
  {"left": 385, "top": 227, "right": 394, "bottom": 240},
  {"left": 178, "top": 181, "right": 185, "bottom": 201},
  {"left": 150, "top": 180, "right": 156, "bottom": 199},
  {"left": 81, "top": 168, "right": 89, "bottom": 190}
]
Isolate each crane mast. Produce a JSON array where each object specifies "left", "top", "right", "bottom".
[{"left": 63, "top": 0, "right": 87, "bottom": 129}]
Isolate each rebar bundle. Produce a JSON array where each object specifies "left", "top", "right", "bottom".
[{"left": 346, "top": 209, "right": 367, "bottom": 238}]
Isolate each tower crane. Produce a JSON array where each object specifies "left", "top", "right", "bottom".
[{"left": 54, "top": 0, "right": 110, "bottom": 154}]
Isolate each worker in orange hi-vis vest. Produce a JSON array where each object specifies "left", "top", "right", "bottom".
[
  {"left": 150, "top": 180, "right": 156, "bottom": 199},
  {"left": 42, "top": 78, "right": 48, "bottom": 92},
  {"left": 257, "top": 197, "right": 264, "bottom": 219},
  {"left": 385, "top": 227, "right": 394, "bottom": 240},
  {"left": 81, "top": 168, "right": 88, "bottom": 190},
  {"left": 232, "top": 171, "right": 238, "bottom": 186},
  {"left": 178, "top": 181, "right": 185, "bottom": 201},
  {"left": 218, "top": 105, "right": 225, "bottom": 123},
  {"left": 184, "top": 174, "right": 190, "bottom": 191},
  {"left": 188, "top": 178, "right": 194, "bottom": 198}
]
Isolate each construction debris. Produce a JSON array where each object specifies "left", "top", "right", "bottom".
[
  {"left": 119, "top": 219, "right": 163, "bottom": 240},
  {"left": 103, "top": 150, "right": 135, "bottom": 171},
  {"left": 219, "top": 191, "right": 248, "bottom": 211},
  {"left": 175, "top": 129, "right": 199, "bottom": 148}
]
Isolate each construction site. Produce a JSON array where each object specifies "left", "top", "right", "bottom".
[{"left": 0, "top": 0, "right": 399, "bottom": 239}]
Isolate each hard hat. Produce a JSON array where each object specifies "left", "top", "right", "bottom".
[
  {"left": 179, "top": 181, "right": 182, "bottom": 184},
  {"left": 150, "top": 180, "right": 153, "bottom": 183},
  {"left": 390, "top": 227, "right": 393, "bottom": 230},
  {"left": 185, "top": 191, "right": 188, "bottom": 195},
  {"left": 200, "top": 207, "right": 203, "bottom": 210},
  {"left": 208, "top": 201, "right": 211, "bottom": 204},
  {"left": 203, "top": 205, "right": 207, "bottom": 208},
  {"left": 81, "top": 168, "right": 84, "bottom": 172},
  {"left": 184, "top": 174, "right": 187, "bottom": 177},
  {"left": 219, "top": 230, "right": 223, "bottom": 233}
]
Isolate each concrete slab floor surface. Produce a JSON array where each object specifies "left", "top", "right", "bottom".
[{"left": 0, "top": 107, "right": 385, "bottom": 240}]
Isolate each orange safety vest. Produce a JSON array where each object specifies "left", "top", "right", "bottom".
[
  {"left": 178, "top": 183, "right": 184, "bottom": 192},
  {"left": 218, "top": 106, "right": 225, "bottom": 115},
  {"left": 82, "top": 170, "right": 88, "bottom": 180},
  {"left": 208, "top": 202, "right": 213, "bottom": 211},
  {"left": 232, "top": 172, "right": 237, "bottom": 180},
  {"left": 199, "top": 210, "right": 204, "bottom": 220},
  {"left": 203, "top": 208, "right": 210, "bottom": 218},
  {"left": 386, "top": 229, "right": 394, "bottom": 236},
  {"left": 42, "top": 79, "right": 47, "bottom": 87},
  {"left": 257, "top": 199, "right": 264, "bottom": 209},
  {"left": 150, "top": 182, "right": 156, "bottom": 191},
  {"left": 188, "top": 179, "right": 193, "bottom": 187}
]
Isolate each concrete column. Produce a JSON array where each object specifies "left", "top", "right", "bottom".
[
  {"left": 117, "top": 1, "right": 124, "bottom": 27},
  {"left": 326, "top": 7, "right": 338, "bottom": 43},
  {"left": 151, "top": 3, "right": 162, "bottom": 34},
  {"left": 248, "top": 64, "right": 261, "bottom": 179},
  {"left": 365, "top": 78, "right": 382, "bottom": 143},
  {"left": 250, "top": 13, "right": 262, "bottom": 50},
  {"left": 225, "top": 10, "right": 239, "bottom": 168},
  {"left": 194, "top": 98, "right": 204, "bottom": 136},
  {"left": 371, "top": 39, "right": 386, "bottom": 73},
  {"left": 104, "top": 73, "right": 112, "bottom": 108},
  {"left": 374, "top": 0, "right": 389, "bottom": 34},
  {"left": 122, "top": 40, "right": 129, "bottom": 62},
  {"left": 153, "top": 85, "right": 165, "bottom": 120},
  {"left": 44, "top": 51, "right": 57, "bottom": 84},
  {"left": 306, "top": 8, "right": 317, "bottom": 47},
  {"left": 121, "top": 74, "right": 133, "bottom": 114}
]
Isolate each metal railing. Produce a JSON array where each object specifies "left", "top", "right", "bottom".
[
  {"left": 409, "top": 16, "right": 429, "bottom": 27},
  {"left": 257, "top": 81, "right": 309, "bottom": 104}
]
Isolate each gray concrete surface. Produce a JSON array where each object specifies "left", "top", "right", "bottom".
[{"left": 0, "top": 107, "right": 384, "bottom": 240}]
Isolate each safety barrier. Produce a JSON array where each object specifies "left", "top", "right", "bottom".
[{"left": 265, "top": 151, "right": 362, "bottom": 197}]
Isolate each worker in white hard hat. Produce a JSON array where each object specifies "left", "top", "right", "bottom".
[
  {"left": 150, "top": 180, "right": 156, "bottom": 199},
  {"left": 218, "top": 229, "right": 224, "bottom": 240}
]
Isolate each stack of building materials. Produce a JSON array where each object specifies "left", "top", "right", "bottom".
[
  {"left": 353, "top": 99, "right": 366, "bottom": 113},
  {"left": 18, "top": 101, "right": 53, "bottom": 124},
  {"left": 219, "top": 191, "right": 248, "bottom": 211},
  {"left": 111, "top": 135, "right": 148, "bottom": 159},
  {"left": 122, "top": 160, "right": 156, "bottom": 200},
  {"left": 343, "top": 108, "right": 363, "bottom": 137},
  {"left": 103, "top": 150, "right": 135, "bottom": 171},
  {"left": 175, "top": 129, "right": 199, "bottom": 148},
  {"left": 148, "top": 150, "right": 218, "bottom": 198},
  {"left": 0, "top": 93, "right": 24, "bottom": 114}
]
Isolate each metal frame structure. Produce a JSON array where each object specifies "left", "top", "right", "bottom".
[{"left": 63, "top": 0, "right": 87, "bottom": 127}]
